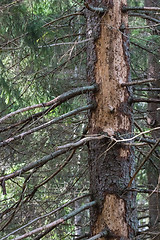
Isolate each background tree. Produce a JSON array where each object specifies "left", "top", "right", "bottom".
[{"left": 145, "top": 0, "right": 160, "bottom": 233}]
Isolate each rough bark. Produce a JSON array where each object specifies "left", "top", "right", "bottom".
[
  {"left": 145, "top": 0, "right": 160, "bottom": 234},
  {"left": 86, "top": 0, "right": 137, "bottom": 239}
]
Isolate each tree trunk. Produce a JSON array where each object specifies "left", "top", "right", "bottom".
[
  {"left": 86, "top": 0, "right": 137, "bottom": 239},
  {"left": 145, "top": 0, "right": 160, "bottom": 233}
]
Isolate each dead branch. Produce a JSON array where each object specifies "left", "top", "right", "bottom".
[
  {"left": 121, "top": 78, "right": 157, "bottom": 86},
  {"left": 125, "top": 188, "right": 160, "bottom": 194},
  {"left": 39, "top": 38, "right": 93, "bottom": 48},
  {"left": 128, "top": 23, "right": 160, "bottom": 29},
  {"left": 131, "top": 41, "right": 158, "bottom": 56},
  {"left": 42, "top": 12, "right": 84, "bottom": 28},
  {"left": 87, "top": 230, "right": 109, "bottom": 240},
  {"left": 12, "top": 201, "right": 97, "bottom": 240},
  {"left": 132, "top": 98, "right": 160, "bottom": 103},
  {"left": 122, "top": 6, "right": 160, "bottom": 12},
  {"left": 84, "top": 3, "right": 108, "bottom": 13},
  {"left": 1, "top": 194, "right": 90, "bottom": 240},
  {"left": 129, "top": 13, "right": 160, "bottom": 23},
  {"left": 0, "top": 135, "right": 105, "bottom": 183},
  {"left": 57, "top": 135, "right": 105, "bottom": 149},
  {"left": 135, "top": 87, "right": 160, "bottom": 91},
  {"left": 0, "top": 171, "right": 36, "bottom": 230},
  {"left": 0, "top": 85, "right": 98, "bottom": 124},
  {"left": 127, "top": 138, "right": 160, "bottom": 188},
  {"left": 0, "top": 104, "right": 94, "bottom": 148}
]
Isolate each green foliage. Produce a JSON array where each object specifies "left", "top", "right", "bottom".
[{"left": 24, "top": 18, "right": 45, "bottom": 49}]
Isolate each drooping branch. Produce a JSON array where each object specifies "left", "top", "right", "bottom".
[
  {"left": 0, "top": 104, "right": 94, "bottom": 148},
  {"left": 0, "top": 135, "right": 105, "bottom": 183},
  {"left": 125, "top": 188, "right": 160, "bottom": 194},
  {"left": 1, "top": 127, "right": 159, "bottom": 186},
  {"left": 121, "top": 78, "right": 157, "bottom": 86},
  {"left": 128, "top": 23, "right": 160, "bottom": 30},
  {"left": 132, "top": 98, "right": 160, "bottom": 103},
  {"left": 0, "top": 171, "right": 37, "bottom": 230},
  {"left": 135, "top": 87, "right": 160, "bottom": 91},
  {"left": 127, "top": 138, "right": 160, "bottom": 188},
  {"left": 122, "top": 6, "right": 160, "bottom": 12},
  {"left": 40, "top": 46, "right": 86, "bottom": 79},
  {"left": 129, "top": 13, "right": 160, "bottom": 23},
  {"left": 22, "top": 150, "right": 77, "bottom": 202},
  {"left": 1, "top": 194, "right": 90, "bottom": 240},
  {"left": 0, "top": 84, "right": 98, "bottom": 124},
  {"left": 39, "top": 38, "right": 93, "bottom": 48},
  {"left": 12, "top": 201, "right": 97, "bottom": 240},
  {"left": 131, "top": 41, "right": 158, "bottom": 56},
  {"left": 42, "top": 12, "right": 84, "bottom": 28}
]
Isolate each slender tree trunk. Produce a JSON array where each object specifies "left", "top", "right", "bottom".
[
  {"left": 86, "top": 0, "right": 137, "bottom": 239},
  {"left": 145, "top": 0, "right": 160, "bottom": 233}
]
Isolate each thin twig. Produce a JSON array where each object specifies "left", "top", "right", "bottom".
[
  {"left": 42, "top": 12, "right": 84, "bottom": 28},
  {"left": 121, "top": 78, "right": 157, "bottom": 86},
  {"left": 127, "top": 138, "right": 160, "bottom": 188},
  {"left": 38, "top": 38, "right": 93, "bottom": 48},
  {"left": 129, "top": 13, "right": 160, "bottom": 23}
]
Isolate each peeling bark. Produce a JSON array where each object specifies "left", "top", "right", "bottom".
[{"left": 86, "top": 0, "right": 137, "bottom": 239}]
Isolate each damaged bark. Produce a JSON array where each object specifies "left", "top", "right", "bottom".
[{"left": 86, "top": 0, "right": 137, "bottom": 239}]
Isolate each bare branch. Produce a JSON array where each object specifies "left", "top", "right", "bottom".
[
  {"left": 88, "top": 230, "right": 109, "bottom": 240},
  {"left": 122, "top": 6, "right": 160, "bottom": 12},
  {"left": 84, "top": 3, "right": 108, "bottom": 13},
  {"left": 132, "top": 98, "right": 160, "bottom": 103},
  {"left": 0, "top": 104, "right": 94, "bottom": 148},
  {"left": 12, "top": 201, "right": 97, "bottom": 240},
  {"left": 0, "top": 135, "right": 105, "bottom": 183},
  {"left": 0, "top": 85, "right": 98, "bottom": 124},
  {"left": 39, "top": 38, "right": 93, "bottom": 48},
  {"left": 131, "top": 41, "right": 158, "bottom": 56},
  {"left": 126, "top": 188, "right": 160, "bottom": 194},
  {"left": 121, "top": 78, "right": 157, "bottom": 86},
  {"left": 128, "top": 23, "right": 160, "bottom": 29},
  {"left": 127, "top": 138, "right": 160, "bottom": 188},
  {"left": 135, "top": 87, "right": 160, "bottom": 91},
  {"left": 42, "top": 12, "right": 84, "bottom": 28},
  {"left": 1, "top": 194, "right": 90, "bottom": 240},
  {"left": 57, "top": 135, "right": 106, "bottom": 149},
  {"left": 129, "top": 13, "right": 160, "bottom": 23},
  {"left": 116, "top": 127, "right": 160, "bottom": 143}
]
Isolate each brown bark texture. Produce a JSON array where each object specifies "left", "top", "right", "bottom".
[
  {"left": 86, "top": 0, "right": 137, "bottom": 239},
  {"left": 145, "top": 0, "right": 160, "bottom": 233}
]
